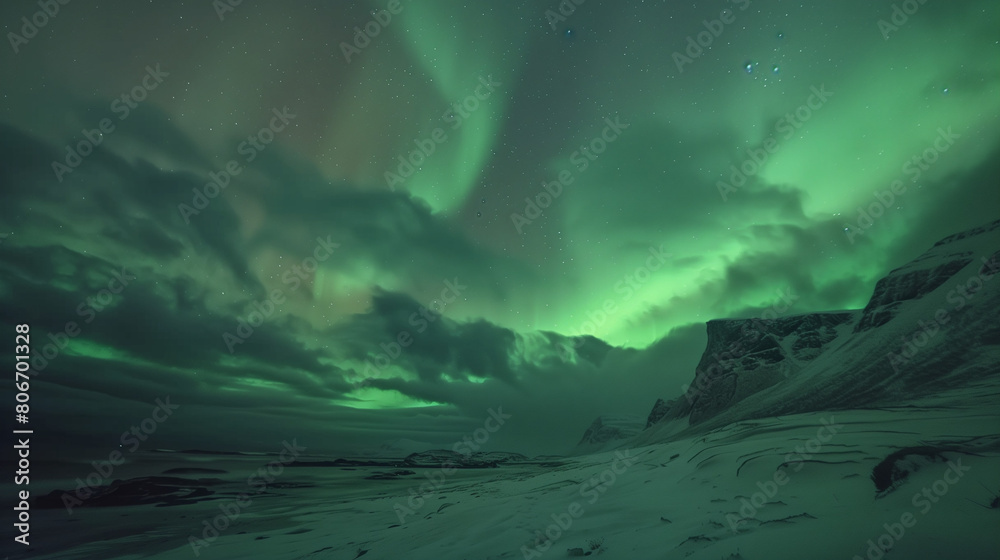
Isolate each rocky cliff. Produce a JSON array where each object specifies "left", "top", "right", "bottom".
[
  {"left": 669, "top": 311, "right": 857, "bottom": 424},
  {"left": 643, "top": 218, "right": 1000, "bottom": 432}
]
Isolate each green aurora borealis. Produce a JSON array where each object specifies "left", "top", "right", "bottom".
[{"left": 1, "top": 0, "right": 999, "bottom": 456}]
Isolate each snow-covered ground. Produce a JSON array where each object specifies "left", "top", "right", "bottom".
[{"left": 23, "top": 381, "right": 1000, "bottom": 560}]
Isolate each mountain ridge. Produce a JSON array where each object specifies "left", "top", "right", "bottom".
[{"left": 578, "top": 218, "right": 1000, "bottom": 449}]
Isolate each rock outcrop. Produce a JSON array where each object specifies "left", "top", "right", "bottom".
[
  {"left": 578, "top": 415, "right": 644, "bottom": 446},
  {"left": 645, "top": 398, "right": 674, "bottom": 428}
]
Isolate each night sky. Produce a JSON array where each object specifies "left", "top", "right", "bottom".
[{"left": 2, "top": 0, "right": 999, "bottom": 457}]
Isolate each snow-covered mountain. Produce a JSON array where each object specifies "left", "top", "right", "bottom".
[{"left": 639, "top": 217, "right": 1000, "bottom": 441}]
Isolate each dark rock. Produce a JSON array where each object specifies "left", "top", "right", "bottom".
[
  {"left": 35, "top": 476, "right": 225, "bottom": 509},
  {"left": 645, "top": 398, "right": 674, "bottom": 428},
  {"left": 577, "top": 415, "right": 643, "bottom": 446}
]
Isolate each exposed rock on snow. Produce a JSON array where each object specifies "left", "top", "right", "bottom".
[
  {"left": 577, "top": 415, "right": 644, "bottom": 446},
  {"left": 645, "top": 398, "right": 675, "bottom": 428},
  {"left": 402, "top": 449, "right": 528, "bottom": 468}
]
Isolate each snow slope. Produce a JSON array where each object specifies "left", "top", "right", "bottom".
[{"left": 23, "top": 396, "right": 1000, "bottom": 559}]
